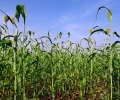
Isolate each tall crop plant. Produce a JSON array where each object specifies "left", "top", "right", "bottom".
[
  {"left": 15, "top": 5, "right": 27, "bottom": 100},
  {"left": 90, "top": 6, "right": 120, "bottom": 99}
]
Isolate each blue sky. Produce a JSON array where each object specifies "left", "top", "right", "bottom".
[{"left": 0, "top": 0, "right": 120, "bottom": 46}]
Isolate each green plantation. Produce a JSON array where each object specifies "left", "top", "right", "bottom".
[{"left": 0, "top": 5, "right": 120, "bottom": 100}]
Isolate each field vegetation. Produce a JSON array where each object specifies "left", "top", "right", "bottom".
[{"left": 0, "top": 5, "right": 120, "bottom": 100}]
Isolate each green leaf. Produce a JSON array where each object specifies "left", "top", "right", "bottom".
[
  {"left": 4, "top": 81, "right": 9, "bottom": 85},
  {"left": 15, "top": 10, "right": 20, "bottom": 22},
  {"left": 108, "top": 10, "right": 112, "bottom": 21},
  {"left": 113, "top": 32, "right": 120, "bottom": 38},
  {"left": 15, "top": 5, "right": 21, "bottom": 22},
  {"left": 27, "top": 31, "right": 32, "bottom": 36},
  {"left": 59, "top": 32, "right": 62, "bottom": 38},
  {"left": 40, "top": 36, "right": 53, "bottom": 44},
  {"left": 0, "top": 29, "right": 2, "bottom": 35},
  {"left": 90, "top": 29, "right": 93, "bottom": 34},
  {"left": 4, "top": 16, "right": 9, "bottom": 23},
  {"left": 0, "top": 25, "right": 7, "bottom": 33},
  {"left": 3, "top": 35, "right": 14, "bottom": 39},
  {"left": 93, "top": 26, "right": 99, "bottom": 29},
  {"left": 48, "top": 31, "right": 50, "bottom": 38},
  {"left": 1, "top": 39, "right": 12, "bottom": 47},
  {"left": 68, "top": 32, "right": 70, "bottom": 38},
  {"left": 88, "top": 53, "right": 97, "bottom": 62},
  {"left": 3, "top": 24, "right": 8, "bottom": 29},
  {"left": 0, "top": 9, "right": 11, "bottom": 22},
  {"left": 10, "top": 18, "right": 15, "bottom": 24},
  {"left": 106, "top": 28, "right": 110, "bottom": 34},
  {"left": 14, "top": 35, "right": 18, "bottom": 42},
  {"left": 82, "top": 78, "right": 86, "bottom": 85},
  {"left": 96, "top": 6, "right": 112, "bottom": 22},
  {"left": 15, "top": 5, "right": 26, "bottom": 24},
  {"left": 90, "top": 29, "right": 108, "bottom": 36},
  {"left": 21, "top": 5, "right": 26, "bottom": 24},
  {"left": 112, "top": 41, "right": 120, "bottom": 48}
]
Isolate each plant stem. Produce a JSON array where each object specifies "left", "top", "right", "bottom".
[
  {"left": 51, "top": 50, "right": 54, "bottom": 100},
  {"left": 23, "top": 23, "right": 26, "bottom": 100},
  {"left": 109, "top": 18, "right": 113, "bottom": 100},
  {"left": 13, "top": 25, "right": 18, "bottom": 100},
  {"left": 13, "top": 51, "right": 17, "bottom": 100}
]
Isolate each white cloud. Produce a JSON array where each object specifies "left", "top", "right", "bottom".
[
  {"left": 80, "top": 0, "right": 116, "bottom": 18},
  {"left": 81, "top": 1, "right": 103, "bottom": 18}
]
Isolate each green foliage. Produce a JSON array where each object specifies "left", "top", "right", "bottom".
[{"left": 15, "top": 5, "right": 26, "bottom": 24}]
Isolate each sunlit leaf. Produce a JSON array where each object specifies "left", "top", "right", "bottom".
[
  {"left": 10, "top": 18, "right": 15, "bottom": 24},
  {"left": 106, "top": 28, "right": 110, "bottom": 34},
  {"left": 4, "top": 16, "right": 9, "bottom": 23},
  {"left": 108, "top": 10, "right": 112, "bottom": 22},
  {"left": 90, "top": 29, "right": 93, "bottom": 34},
  {"left": 57, "top": 35, "right": 59, "bottom": 39}
]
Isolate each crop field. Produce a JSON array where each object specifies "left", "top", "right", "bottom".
[{"left": 0, "top": 5, "right": 120, "bottom": 100}]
